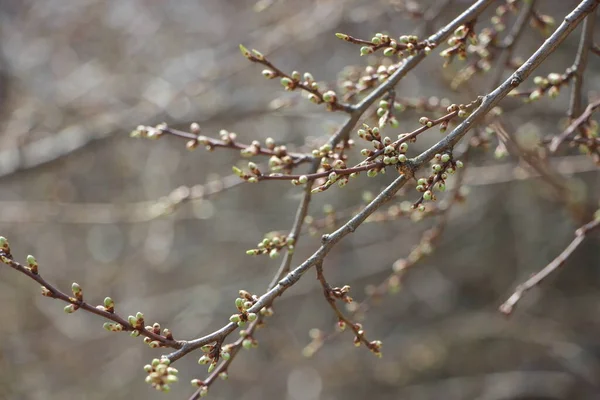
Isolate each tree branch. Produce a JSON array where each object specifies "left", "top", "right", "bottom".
[{"left": 500, "top": 217, "right": 600, "bottom": 315}]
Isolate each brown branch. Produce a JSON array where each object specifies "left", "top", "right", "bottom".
[
  {"left": 499, "top": 218, "right": 600, "bottom": 315},
  {"left": 488, "top": 0, "right": 536, "bottom": 90},
  {"left": 567, "top": 10, "right": 597, "bottom": 120},
  {"left": 0, "top": 249, "right": 180, "bottom": 349},
  {"left": 549, "top": 98, "right": 600, "bottom": 153},
  {"left": 315, "top": 261, "right": 380, "bottom": 353}
]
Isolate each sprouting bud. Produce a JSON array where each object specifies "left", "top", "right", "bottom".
[
  {"left": 239, "top": 44, "right": 252, "bottom": 58},
  {"left": 423, "top": 190, "right": 432, "bottom": 201},
  {"left": 322, "top": 91, "right": 337, "bottom": 103},
  {"left": 432, "top": 164, "right": 442, "bottom": 172},
  {"left": 199, "top": 385, "right": 209, "bottom": 397},
  {"left": 262, "top": 69, "right": 276, "bottom": 79},
  {"left": 251, "top": 49, "right": 265, "bottom": 60},
  {"left": 235, "top": 297, "right": 245, "bottom": 310},
  {"left": 360, "top": 46, "right": 374, "bottom": 56},
  {"left": 455, "top": 160, "right": 464, "bottom": 168},
  {"left": 101, "top": 297, "right": 114, "bottom": 310},
  {"left": 64, "top": 304, "right": 76, "bottom": 314},
  {"left": 383, "top": 47, "right": 395, "bottom": 57},
  {"left": 207, "top": 362, "right": 216, "bottom": 373},
  {"left": 0, "top": 237, "right": 9, "bottom": 251},
  {"left": 229, "top": 314, "right": 241, "bottom": 323},
  {"left": 529, "top": 90, "right": 542, "bottom": 102},
  {"left": 441, "top": 154, "right": 450, "bottom": 163},
  {"left": 547, "top": 73, "right": 562, "bottom": 85},
  {"left": 335, "top": 33, "right": 350, "bottom": 40},
  {"left": 247, "top": 312, "right": 257, "bottom": 322},
  {"left": 280, "top": 77, "right": 294, "bottom": 89},
  {"left": 27, "top": 254, "right": 37, "bottom": 266},
  {"left": 398, "top": 142, "right": 408, "bottom": 153},
  {"left": 71, "top": 282, "right": 82, "bottom": 296},
  {"left": 243, "top": 339, "right": 253, "bottom": 349}
]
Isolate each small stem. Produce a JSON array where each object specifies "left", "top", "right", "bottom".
[{"left": 500, "top": 218, "right": 600, "bottom": 315}]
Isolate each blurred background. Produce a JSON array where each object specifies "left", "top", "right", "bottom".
[{"left": 0, "top": 1, "right": 599, "bottom": 399}]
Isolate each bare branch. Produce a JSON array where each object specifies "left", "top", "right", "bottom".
[{"left": 500, "top": 218, "right": 600, "bottom": 315}]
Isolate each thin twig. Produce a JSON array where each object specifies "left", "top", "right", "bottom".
[
  {"left": 488, "top": 0, "right": 536, "bottom": 90},
  {"left": 549, "top": 98, "right": 600, "bottom": 153},
  {"left": 567, "top": 10, "right": 597, "bottom": 120},
  {"left": 500, "top": 218, "right": 600, "bottom": 315},
  {"left": 0, "top": 251, "right": 180, "bottom": 348},
  {"left": 315, "top": 261, "right": 380, "bottom": 352}
]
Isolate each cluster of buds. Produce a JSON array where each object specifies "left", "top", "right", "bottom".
[
  {"left": 335, "top": 32, "right": 431, "bottom": 58},
  {"left": 574, "top": 119, "right": 600, "bottom": 160},
  {"left": 376, "top": 97, "right": 400, "bottom": 129},
  {"left": 266, "top": 146, "right": 296, "bottom": 173},
  {"left": 198, "top": 342, "right": 231, "bottom": 374},
  {"left": 63, "top": 282, "right": 83, "bottom": 313},
  {"left": 348, "top": 321, "right": 383, "bottom": 357},
  {"left": 338, "top": 63, "right": 400, "bottom": 100},
  {"left": 129, "top": 123, "right": 166, "bottom": 140},
  {"left": 358, "top": 124, "right": 410, "bottom": 165},
  {"left": 144, "top": 357, "right": 178, "bottom": 393},
  {"left": 142, "top": 322, "right": 174, "bottom": 348},
  {"left": 449, "top": 1, "right": 528, "bottom": 89},
  {"left": 229, "top": 290, "right": 259, "bottom": 328},
  {"left": 329, "top": 284, "right": 353, "bottom": 303},
  {"left": 240, "top": 44, "right": 344, "bottom": 112},
  {"left": 246, "top": 232, "right": 295, "bottom": 258},
  {"left": 232, "top": 141, "right": 296, "bottom": 183},
  {"left": 440, "top": 23, "right": 477, "bottom": 66},
  {"left": 414, "top": 153, "right": 463, "bottom": 211},
  {"left": 489, "top": 0, "right": 520, "bottom": 32},
  {"left": 512, "top": 70, "right": 573, "bottom": 101}
]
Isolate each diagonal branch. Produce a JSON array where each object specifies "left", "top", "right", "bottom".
[
  {"left": 549, "top": 98, "right": 600, "bottom": 153},
  {"left": 567, "top": 10, "right": 597, "bottom": 121},
  {"left": 500, "top": 217, "right": 600, "bottom": 315}
]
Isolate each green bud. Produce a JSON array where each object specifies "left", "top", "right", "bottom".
[
  {"left": 235, "top": 297, "right": 245, "bottom": 309},
  {"left": 251, "top": 49, "right": 264, "bottom": 60},
  {"left": 71, "top": 282, "right": 82, "bottom": 295},
  {"left": 239, "top": 44, "right": 251, "bottom": 58},
  {"left": 104, "top": 297, "right": 114, "bottom": 309},
  {"left": 360, "top": 46, "right": 373, "bottom": 56}
]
